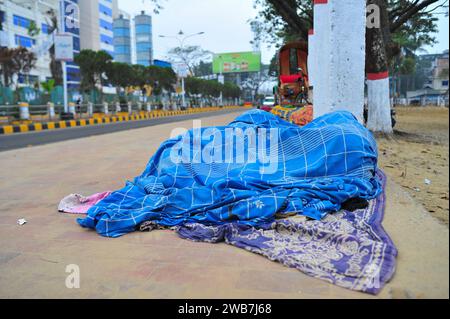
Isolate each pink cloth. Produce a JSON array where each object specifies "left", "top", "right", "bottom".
[{"left": 58, "top": 192, "right": 112, "bottom": 214}]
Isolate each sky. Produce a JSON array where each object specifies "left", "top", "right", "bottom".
[
  {"left": 422, "top": 4, "right": 449, "bottom": 54},
  {"left": 118, "top": 0, "right": 449, "bottom": 63},
  {"left": 118, "top": 0, "right": 276, "bottom": 64}
]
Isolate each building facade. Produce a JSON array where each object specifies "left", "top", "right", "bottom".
[
  {"left": 0, "top": 0, "right": 58, "bottom": 85},
  {"left": 78, "top": 0, "right": 118, "bottom": 57},
  {"left": 113, "top": 12, "right": 131, "bottom": 64},
  {"left": 134, "top": 11, "right": 153, "bottom": 66},
  {"left": 406, "top": 50, "right": 449, "bottom": 106},
  {"left": 0, "top": 0, "right": 81, "bottom": 89},
  {"left": 62, "top": 0, "right": 82, "bottom": 90}
]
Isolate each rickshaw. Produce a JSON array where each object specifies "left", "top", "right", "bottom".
[{"left": 271, "top": 41, "right": 313, "bottom": 126}]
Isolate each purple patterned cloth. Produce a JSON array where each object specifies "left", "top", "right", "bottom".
[{"left": 176, "top": 170, "right": 397, "bottom": 295}]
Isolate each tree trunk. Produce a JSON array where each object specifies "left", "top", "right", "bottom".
[{"left": 366, "top": 0, "right": 393, "bottom": 134}]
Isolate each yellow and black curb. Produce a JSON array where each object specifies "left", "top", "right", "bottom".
[{"left": 0, "top": 106, "right": 246, "bottom": 135}]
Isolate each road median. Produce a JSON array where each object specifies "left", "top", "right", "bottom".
[{"left": 0, "top": 106, "right": 247, "bottom": 135}]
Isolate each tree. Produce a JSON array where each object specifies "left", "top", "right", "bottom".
[
  {"left": 223, "top": 82, "right": 242, "bottom": 99},
  {"left": 193, "top": 61, "right": 213, "bottom": 77},
  {"left": 254, "top": 0, "right": 441, "bottom": 61},
  {"left": 0, "top": 48, "right": 19, "bottom": 87},
  {"left": 12, "top": 47, "right": 37, "bottom": 86},
  {"left": 167, "top": 46, "right": 212, "bottom": 76},
  {"left": 253, "top": 0, "right": 442, "bottom": 132},
  {"left": 44, "top": 9, "right": 63, "bottom": 86},
  {"left": 241, "top": 64, "right": 274, "bottom": 101},
  {"left": 27, "top": 21, "right": 41, "bottom": 37},
  {"left": 74, "top": 50, "right": 113, "bottom": 93},
  {"left": 105, "top": 62, "right": 134, "bottom": 94},
  {"left": 185, "top": 77, "right": 241, "bottom": 103},
  {"left": 0, "top": 47, "right": 37, "bottom": 87},
  {"left": 41, "top": 79, "right": 56, "bottom": 95},
  {"left": 104, "top": 62, "right": 177, "bottom": 98}
]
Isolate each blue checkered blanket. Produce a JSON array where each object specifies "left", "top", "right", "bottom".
[{"left": 78, "top": 110, "right": 381, "bottom": 238}]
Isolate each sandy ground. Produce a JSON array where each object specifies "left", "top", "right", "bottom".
[
  {"left": 0, "top": 110, "right": 448, "bottom": 299},
  {"left": 377, "top": 107, "right": 449, "bottom": 225}
]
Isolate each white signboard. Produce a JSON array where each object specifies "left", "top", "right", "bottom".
[
  {"left": 174, "top": 63, "right": 189, "bottom": 78},
  {"left": 55, "top": 34, "right": 74, "bottom": 62}
]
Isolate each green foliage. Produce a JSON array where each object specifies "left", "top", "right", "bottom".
[
  {"left": 27, "top": 21, "right": 41, "bottom": 37},
  {"left": 74, "top": 50, "right": 113, "bottom": 93},
  {"left": 167, "top": 46, "right": 212, "bottom": 76},
  {"left": 0, "top": 47, "right": 36, "bottom": 87},
  {"left": 41, "top": 79, "right": 55, "bottom": 94},
  {"left": 193, "top": 61, "right": 213, "bottom": 77},
  {"left": 185, "top": 77, "right": 241, "bottom": 98},
  {"left": 399, "top": 56, "right": 416, "bottom": 75},
  {"left": 104, "top": 62, "right": 177, "bottom": 96},
  {"left": 253, "top": 0, "right": 441, "bottom": 61}
]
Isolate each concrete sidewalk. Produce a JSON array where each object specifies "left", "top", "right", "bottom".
[{"left": 0, "top": 110, "right": 448, "bottom": 299}]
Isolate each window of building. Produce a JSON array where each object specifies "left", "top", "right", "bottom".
[
  {"left": 15, "top": 35, "right": 36, "bottom": 48},
  {"left": 136, "top": 42, "right": 151, "bottom": 52},
  {"left": 114, "top": 27, "right": 130, "bottom": 37},
  {"left": 73, "top": 36, "right": 80, "bottom": 51},
  {"left": 18, "top": 73, "right": 38, "bottom": 84},
  {"left": 13, "top": 15, "right": 33, "bottom": 29},
  {"left": 99, "top": 4, "right": 112, "bottom": 17},
  {"left": 115, "top": 46, "right": 130, "bottom": 54},
  {"left": 100, "top": 19, "right": 113, "bottom": 31},
  {"left": 100, "top": 34, "right": 113, "bottom": 45},
  {"left": 442, "top": 80, "right": 449, "bottom": 87},
  {"left": 41, "top": 23, "right": 52, "bottom": 34},
  {"left": 136, "top": 24, "right": 151, "bottom": 34}
]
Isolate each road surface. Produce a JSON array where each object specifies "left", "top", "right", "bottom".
[
  {"left": 0, "top": 110, "right": 448, "bottom": 298},
  {"left": 0, "top": 109, "right": 241, "bottom": 152}
]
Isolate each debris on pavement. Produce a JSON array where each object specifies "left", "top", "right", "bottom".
[{"left": 17, "top": 219, "right": 27, "bottom": 226}]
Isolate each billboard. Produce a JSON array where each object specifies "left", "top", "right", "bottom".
[{"left": 213, "top": 51, "right": 261, "bottom": 74}]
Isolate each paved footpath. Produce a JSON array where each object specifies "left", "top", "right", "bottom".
[{"left": 0, "top": 110, "right": 448, "bottom": 298}]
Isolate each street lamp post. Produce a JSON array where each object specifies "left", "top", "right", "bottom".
[{"left": 159, "top": 30, "right": 205, "bottom": 109}]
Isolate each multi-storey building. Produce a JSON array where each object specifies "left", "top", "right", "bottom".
[
  {"left": 113, "top": 11, "right": 131, "bottom": 64},
  {"left": 1, "top": 1, "right": 53, "bottom": 84},
  {"left": 406, "top": 50, "right": 449, "bottom": 106},
  {"left": 0, "top": 0, "right": 80, "bottom": 88},
  {"left": 134, "top": 10, "right": 153, "bottom": 66},
  {"left": 78, "top": 0, "right": 118, "bottom": 57}
]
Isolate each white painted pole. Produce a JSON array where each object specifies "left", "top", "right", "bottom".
[
  {"left": 367, "top": 72, "right": 393, "bottom": 133},
  {"left": 312, "top": 0, "right": 331, "bottom": 119},
  {"left": 181, "top": 77, "right": 186, "bottom": 109},
  {"left": 307, "top": 29, "right": 315, "bottom": 88},
  {"left": 328, "top": 0, "right": 366, "bottom": 122}
]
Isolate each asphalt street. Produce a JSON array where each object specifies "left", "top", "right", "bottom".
[{"left": 0, "top": 109, "right": 242, "bottom": 152}]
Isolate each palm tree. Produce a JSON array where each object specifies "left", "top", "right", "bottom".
[
  {"left": 45, "top": 9, "right": 63, "bottom": 85},
  {"left": 12, "top": 47, "right": 37, "bottom": 86},
  {"left": 0, "top": 47, "right": 19, "bottom": 87}
]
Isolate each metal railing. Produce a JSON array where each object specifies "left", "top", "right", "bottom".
[{"left": 0, "top": 99, "right": 242, "bottom": 124}]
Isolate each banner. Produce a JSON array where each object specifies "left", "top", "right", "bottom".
[
  {"left": 55, "top": 34, "right": 74, "bottom": 62},
  {"left": 213, "top": 51, "right": 261, "bottom": 74}
]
